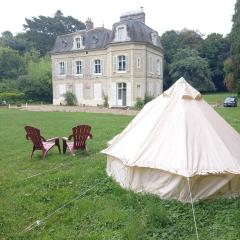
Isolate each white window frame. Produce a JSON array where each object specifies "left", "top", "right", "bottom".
[
  {"left": 73, "top": 35, "right": 84, "bottom": 50},
  {"left": 76, "top": 37, "right": 81, "bottom": 49},
  {"left": 93, "top": 59, "right": 102, "bottom": 75},
  {"left": 59, "top": 61, "right": 65, "bottom": 75},
  {"left": 115, "top": 24, "right": 128, "bottom": 42},
  {"left": 75, "top": 60, "right": 83, "bottom": 75},
  {"left": 117, "top": 55, "right": 126, "bottom": 72}
]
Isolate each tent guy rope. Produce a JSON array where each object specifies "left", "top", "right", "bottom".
[
  {"left": 187, "top": 178, "right": 200, "bottom": 240},
  {"left": 21, "top": 178, "right": 107, "bottom": 234}
]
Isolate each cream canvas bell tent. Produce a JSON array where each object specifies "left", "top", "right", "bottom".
[{"left": 101, "top": 77, "right": 240, "bottom": 202}]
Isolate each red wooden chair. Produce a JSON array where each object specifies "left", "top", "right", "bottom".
[
  {"left": 62, "top": 125, "right": 92, "bottom": 156},
  {"left": 24, "top": 126, "right": 61, "bottom": 160}
]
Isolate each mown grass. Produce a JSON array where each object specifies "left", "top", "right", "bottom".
[
  {"left": 0, "top": 96, "right": 240, "bottom": 239},
  {"left": 203, "top": 92, "right": 238, "bottom": 106}
]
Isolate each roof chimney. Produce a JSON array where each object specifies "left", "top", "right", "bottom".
[
  {"left": 85, "top": 18, "right": 94, "bottom": 31},
  {"left": 120, "top": 7, "right": 145, "bottom": 23}
]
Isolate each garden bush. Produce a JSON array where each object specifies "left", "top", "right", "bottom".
[
  {"left": 64, "top": 91, "right": 77, "bottom": 106},
  {"left": 0, "top": 92, "right": 25, "bottom": 104},
  {"left": 134, "top": 98, "right": 144, "bottom": 109}
]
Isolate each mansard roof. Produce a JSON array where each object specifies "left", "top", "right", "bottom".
[
  {"left": 51, "top": 20, "right": 162, "bottom": 54},
  {"left": 110, "top": 20, "right": 162, "bottom": 48}
]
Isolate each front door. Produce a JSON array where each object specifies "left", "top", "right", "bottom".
[{"left": 117, "top": 83, "right": 126, "bottom": 106}]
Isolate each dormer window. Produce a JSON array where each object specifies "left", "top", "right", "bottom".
[
  {"left": 73, "top": 36, "right": 84, "bottom": 50},
  {"left": 115, "top": 25, "right": 128, "bottom": 42},
  {"left": 151, "top": 32, "right": 158, "bottom": 46},
  {"left": 76, "top": 38, "right": 81, "bottom": 49}
]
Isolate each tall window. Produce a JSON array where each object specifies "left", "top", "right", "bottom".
[
  {"left": 117, "top": 55, "right": 126, "bottom": 71},
  {"left": 76, "top": 61, "right": 82, "bottom": 74},
  {"left": 94, "top": 59, "right": 101, "bottom": 74},
  {"left": 59, "top": 62, "right": 65, "bottom": 75},
  {"left": 149, "top": 57, "right": 154, "bottom": 73},
  {"left": 156, "top": 59, "right": 161, "bottom": 75},
  {"left": 76, "top": 38, "right": 81, "bottom": 49}
]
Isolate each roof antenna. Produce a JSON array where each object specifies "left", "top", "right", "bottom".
[{"left": 102, "top": 21, "right": 104, "bottom": 28}]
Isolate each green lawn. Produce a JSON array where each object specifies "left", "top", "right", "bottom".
[
  {"left": 0, "top": 100, "right": 240, "bottom": 239},
  {"left": 203, "top": 92, "right": 238, "bottom": 106}
]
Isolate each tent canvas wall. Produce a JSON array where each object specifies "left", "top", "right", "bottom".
[{"left": 101, "top": 77, "right": 240, "bottom": 202}]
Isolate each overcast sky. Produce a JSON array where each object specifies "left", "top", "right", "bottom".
[{"left": 0, "top": 0, "right": 236, "bottom": 37}]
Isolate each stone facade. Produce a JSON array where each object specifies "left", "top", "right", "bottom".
[{"left": 51, "top": 10, "right": 163, "bottom": 107}]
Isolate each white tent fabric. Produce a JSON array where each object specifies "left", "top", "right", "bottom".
[{"left": 102, "top": 77, "right": 240, "bottom": 202}]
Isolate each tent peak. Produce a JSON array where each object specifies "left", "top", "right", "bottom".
[{"left": 163, "top": 77, "right": 202, "bottom": 100}]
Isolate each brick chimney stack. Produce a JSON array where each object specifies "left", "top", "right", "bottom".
[
  {"left": 86, "top": 18, "right": 94, "bottom": 31},
  {"left": 120, "top": 7, "right": 145, "bottom": 23}
]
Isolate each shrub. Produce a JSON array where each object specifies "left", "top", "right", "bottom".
[
  {"left": 134, "top": 97, "right": 144, "bottom": 110},
  {"left": 0, "top": 92, "right": 25, "bottom": 104},
  {"left": 144, "top": 94, "right": 154, "bottom": 104},
  {"left": 103, "top": 94, "right": 108, "bottom": 108},
  {"left": 64, "top": 91, "right": 77, "bottom": 106}
]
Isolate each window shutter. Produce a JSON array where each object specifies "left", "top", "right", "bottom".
[
  {"left": 126, "top": 56, "right": 129, "bottom": 72},
  {"left": 75, "top": 83, "right": 83, "bottom": 104},
  {"left": 153, "top": 58, "right": 156, "bottom": 74},
  {"left": 92, "top": 60, "right": 95, "bottom": 74},
  {"left": 55, "top": 62, "right": 58, "bottom": 75},
  {"left": 90, "top": 60, "right": 92, "bottom": 74},
  {"left": 101, "top": 59, "right": 104, "bottom": 75},
  {"left": 111, "top": 82, "right": 116, "bottom": 106},
  {"left": 81, "top": 60, "right": 85, "bottom": 74},
  {"left": 59, "top": 84, "right": 66, "bottom": 102},
  {"left": 64, "top": 62, "right": 68, "bottom": 75},
  {"left": 113, "top": 56, "right": 117, "bottom": 72},
  {"left": 127, "top": 82, "right": 131, "bottom": 106},
  {"left": 72, "top": 61, "right": 75, "bottom": 74},
  {"left": 94, "top": 83, "right": 102, "bottom": 100}
]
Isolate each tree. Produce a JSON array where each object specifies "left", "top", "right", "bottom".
[
  {"left": 169, "top": 49, "right": 215, "bottom": 92},
  {"left": 161, "top": 29, "right": 205, "bottom": 90},
  {"left": 178, "top": 29, "right": 203, "bottom": 50},
  {"left": 23, "top": 10, "right": 85, "bottom": 55},
  {"left": 0, "top": 31, "right": 33, "bottom": 54},
  {"left": 227, "top": 0, "right": 240, "bottom": 95},
  {"left": 200, "top": 33, "right": 229, "bottom": 91},
  {"left": 0, "top": 47, "right": 26, "bottom": 79},
  {"left": 18, "top": 56, "right": 52, "bottom": 102},
  {"left": 161, "top": 30, "right": 180, "bottom": 64}
]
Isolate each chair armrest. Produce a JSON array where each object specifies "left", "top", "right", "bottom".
[
  {"left": 68, "top": 135, "right": 73, "bottom": 140},
  {"left": 62, "top": 137, "right": 69, "bottom": 141},
  {"left": 46, "top": 137, "right": 59, "bottom": 142},
  {"left": 40, "top": 136, "right": 46, "bottom": 142}
]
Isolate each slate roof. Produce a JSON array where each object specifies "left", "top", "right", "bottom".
[{"left": 51, "top": 20, "right": 162, "bottom": 54}]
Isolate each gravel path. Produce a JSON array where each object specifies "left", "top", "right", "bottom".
[{"left": 19, "top": 104, "right": 139, "bottom": 116}]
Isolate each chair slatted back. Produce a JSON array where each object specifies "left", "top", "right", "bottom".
[
  {"left": 25, "top": 126, "right": 43, "bottom": 149},
  {"left": 72, "top": 125, "right": 91, "bottom": 150}
]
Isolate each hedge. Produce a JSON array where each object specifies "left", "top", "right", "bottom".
[{"left": 0, "top": 92, "right": 25, "bottom": 104}]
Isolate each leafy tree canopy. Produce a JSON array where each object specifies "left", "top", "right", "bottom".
[
  {"left": 18, "top": 56, "right": 52, "bottom": 102},
  {"left": 169, "top": 49, "right": 215, "bottom": 92},
  {"left": 23, "top": 10, "right": 85, "bottom": 55},
  {"left": 200, "top": 33, "right": 229, "bottom": 91},
  {"left": 227, "top": 0, "right": 240, "bottom": 94},
  {"left": 0, "top": 47, "right": 26, "bottom": 80},
  {"left": 0, "top": 31, "right": 33, "bottom": 54}
]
